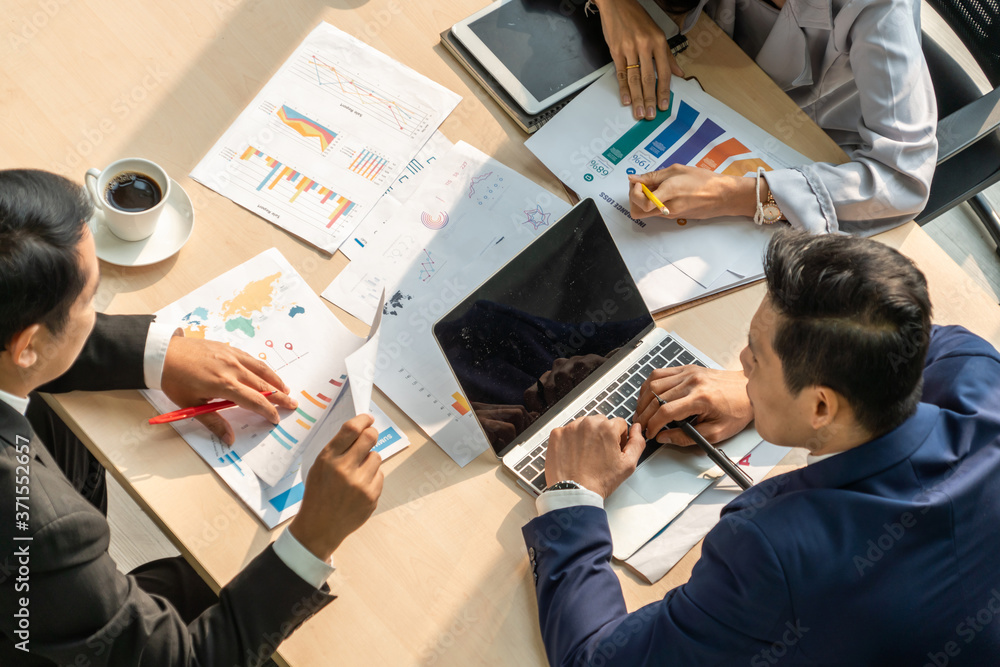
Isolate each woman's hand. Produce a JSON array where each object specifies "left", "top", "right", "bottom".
[
  {"left": 594, "top": 0, "right": 684, "bottom": 119},
  {"left": 628, "top": 166, "right": 758, "bottom": 221}
]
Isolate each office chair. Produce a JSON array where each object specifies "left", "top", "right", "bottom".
[{"left": 917, "top": 0, "right": 1000, "bottom": 257}]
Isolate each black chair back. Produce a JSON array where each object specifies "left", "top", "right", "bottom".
[{"left": 923, "top": 0, "right": 1000, "bottom": 87}]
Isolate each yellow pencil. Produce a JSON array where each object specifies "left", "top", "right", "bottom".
[{"left": 640, "top": 183, "right": 670, "bottom": 215}]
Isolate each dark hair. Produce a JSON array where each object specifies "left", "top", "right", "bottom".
[
  {"left": 763, "top": 230, "right": 932, "bottom": 437},
  {"left": 0, "top": 169, "right": 93, "bottom": 350}
]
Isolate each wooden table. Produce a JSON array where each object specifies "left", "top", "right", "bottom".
[{"left": 3, "top": 1, "right": 999, "bottom": 665}]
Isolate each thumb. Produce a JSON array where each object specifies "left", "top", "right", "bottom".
[{"left": 622, "top": 423, "right": 647, "bottom": 466}]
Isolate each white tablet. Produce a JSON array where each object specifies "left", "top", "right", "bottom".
[{"left": 453, "top": 0, "right": 679, "bottom": 114}]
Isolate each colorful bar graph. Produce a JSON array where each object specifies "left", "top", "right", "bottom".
[
  {"left": 300, "top": 390, "right": 327, "bottom": 409},
  {"left": 349, "top": 149, "right": 389, "bottom": 182},
  {"left": 269, "top": 424, "right": 297, "bottom": 450},
  {"left": 657, "top": 119, "right": 726, "bottom": 170},
  {"left": 330, "top": 374, "right": 346, "bottom": 388},
  {"left": 219, "top": 452, "right": 245, "bottom": 476},
  {"left": 276, "top": 105, "right": 337, "bottom": 151},
  {"left": 317, "top": 392, "right": 332, "bottom": 402},
  {"left": 722, "top": 157, "right": 773, "bottom": 177},
  {"left": 238, "top": 147, "right": 356, "bottom": 227},
  {"left": 696, "top": 138, "right": 750, "bottom": 171},
  {"left": 269, "top": 482, "right": 305, "bottom": 511},
  {"left": 296, "top": 407, "right": 317, "bottom": 423},
  {"left": 451, "top": 392, "right": 470, "bottom": 416},
  {"left": 644, "top": 101, "right": 698, "bottom": 159},
  {"left": 296, "top": 418, "right": 312, "bottom": 430},
  {"left": 602, "top": 95, "right": 673, "bottom": 165}
]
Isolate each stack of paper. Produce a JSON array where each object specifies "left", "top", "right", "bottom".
[
  {"left": 191, "top": 22, "right": 460, "bottom": 254},
  {"left": 143, "top": 249, "right": 407, "bottom": 528}
]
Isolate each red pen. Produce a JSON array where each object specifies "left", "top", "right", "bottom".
[{"left": 148, "top": 390, "right": 278, "bottom": 424}]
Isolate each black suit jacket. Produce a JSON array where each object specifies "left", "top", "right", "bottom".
[{"left": 0, "top": 314, "right": 333, "bottom": 666}]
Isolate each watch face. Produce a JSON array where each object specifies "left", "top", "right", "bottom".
[{"left": 762, "top": 203, "right": 781, "bottom": 223}]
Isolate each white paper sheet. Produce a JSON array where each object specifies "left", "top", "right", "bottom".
[
  {"left": 526, "top": 75, "right": 810, "bottom": 311},
  {"left": 141, "top": 249, "right": 407, "bottom": 526},
  {"left": 191, "top": 22, "right": 460, "bottom": 254},
  {"left": 623, "top": 441, "right": 791, "bottom": 583},
  {"left": 323, "top": 141, "right": 571, "bottom": 465}
]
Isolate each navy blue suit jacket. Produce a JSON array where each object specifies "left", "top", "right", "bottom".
[{"left": 522, "top": 325, "right": 1000, "bottom": 665}]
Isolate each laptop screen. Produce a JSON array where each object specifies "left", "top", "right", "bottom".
[{"left": 433, "top": 199, "right": 653, "bottom": 456}]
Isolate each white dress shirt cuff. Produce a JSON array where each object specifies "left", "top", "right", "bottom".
[
  {"left": 143, "top": 323, "right": 179, "bottom": 390},
  {"left": 535, "top": 487, "right": 605, "bottom": 515},
  {"left": 272, "top": 529, "right": 336, "bottom": 589}
]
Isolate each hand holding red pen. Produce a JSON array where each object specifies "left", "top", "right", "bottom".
[{"left": 158, "top": 336, "right": 298, "bottom": 445}]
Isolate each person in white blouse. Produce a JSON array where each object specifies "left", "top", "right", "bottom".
[{"left": 590, "top": 0, "right": 937, "bottom": 234}]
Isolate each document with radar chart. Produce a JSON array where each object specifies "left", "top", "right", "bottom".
[
  {"left": 323, "top": 141, "right": 570, "bottom": 465},
  {"left": 191, "top": 22, "right": 460, "bottom": 254},
  {"left": 527, "top": 74, "right": 811, "bottom": 311},
  {"left": 142, "top": 248, "right": 408, "bottom": 528}
]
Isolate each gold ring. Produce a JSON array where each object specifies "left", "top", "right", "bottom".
[{"left": 626, "top": 64, "right": 641, "bottom": 69}]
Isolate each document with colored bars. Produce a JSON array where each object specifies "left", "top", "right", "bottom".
[
  {"left": 526, "top": 74, "right": 811, "bottom": 312},
  {"left": 190, "top": 21, "right": 460, "bottom": 254},
  {"left": 142, "top": 248, "right": 408, "bottom": 528},
  {"left": 323, "top": 141, "right": 571, "bottom": 466}
]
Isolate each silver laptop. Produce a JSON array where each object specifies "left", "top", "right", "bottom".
[{"left": 432, "top": 198, "right": 716, "bottom": 559}]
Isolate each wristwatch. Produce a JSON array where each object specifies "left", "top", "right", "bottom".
[
  {"left": 754, "top": 167, "right": 782, "bottom": 225},
  {"left": 543, "top": 480, "right": 583, "bottom": 493}
]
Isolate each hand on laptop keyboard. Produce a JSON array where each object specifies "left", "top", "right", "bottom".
[
  {"left": 544, "top": 416, "right": 646, "bottom": 499},
  {"left": 633, "top": 366, "right": 753, "bottom": 445}
]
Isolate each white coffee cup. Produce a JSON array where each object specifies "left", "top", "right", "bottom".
[{"left": 85, "top": 158, "right": 171, "bottom": 242}]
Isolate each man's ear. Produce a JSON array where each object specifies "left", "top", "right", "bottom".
[
  {"left": 8, "top": 324, "right": 42, "bottom": 368},
  {"left": 809, "top": 386, "right": 840, "bottom": 431}
]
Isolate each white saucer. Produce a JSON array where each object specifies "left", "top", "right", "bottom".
[{"left": 89, "top": 178, "right": 195, "bottom": 267}]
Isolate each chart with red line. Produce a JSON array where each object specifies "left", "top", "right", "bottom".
[{"left": 191, "top": 22, "right": 460, "bottom": 254}]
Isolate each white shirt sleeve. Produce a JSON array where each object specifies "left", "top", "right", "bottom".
[
  {"left": 143, "top": 323, "right": 179, "bottom": 390},
  {"left": 535, "top": 487, "right": 605, "bottom": 515},
  {"left": 272, "top": 529, "right": 336, "bottom": 589}
]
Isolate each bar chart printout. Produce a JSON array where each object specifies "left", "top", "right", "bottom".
[
  {"left": 141, "top": 248, "right": 408, "bottom": 527},
  {"left": 526, "top": 74, "right": 809, "bottom": 312},
  {"left": 191, "top": 21, "right": 460, "bottom": 254}
]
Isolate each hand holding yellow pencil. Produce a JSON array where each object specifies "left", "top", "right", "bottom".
[{"left": 640, "top": 183, "right": 670, "bottom": 216}]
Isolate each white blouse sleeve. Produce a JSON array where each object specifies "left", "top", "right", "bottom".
[{"left": 767, "top": 0, "right": 937, "bottom": 235}]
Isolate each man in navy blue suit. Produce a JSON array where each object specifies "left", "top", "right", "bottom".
[{"left": 523, "top": 230, "right": 1000, "bottom": 665}]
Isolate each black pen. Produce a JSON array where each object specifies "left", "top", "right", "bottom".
[{"left": 653, "top": 392, "right": 754, "bottom": 490}]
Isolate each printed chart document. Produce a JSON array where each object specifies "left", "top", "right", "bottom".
[
  {"left": 341, "top": 131, "right": 454, "bottom": 260},
  {"left": 143, "top": 249, "right": 407, "bottom": 527},
  {"left": 191, "top": 22, "right": 461, "bottom": 254},
  {"left": 324, "top": 141, "right": 570, "bottom": 465},
  {"left": 527, "top": 75, "right": 810, "bottom": 311}
]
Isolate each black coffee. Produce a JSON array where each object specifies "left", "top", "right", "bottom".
[{"left": 105, "top": 172, "right": 162, "bottom": 212}]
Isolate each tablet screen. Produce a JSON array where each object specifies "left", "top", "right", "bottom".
[{"left": 466, "top": 0, "right": 612, "bottom": 102}]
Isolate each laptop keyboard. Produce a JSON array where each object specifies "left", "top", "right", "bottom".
[{"left": 513, "top": 335, "right": 706, "bottom": 491}]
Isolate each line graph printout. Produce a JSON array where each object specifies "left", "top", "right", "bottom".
[
  {"left": 323, "top": 141, "right": 571, "bottom": 465},
  {"left": 191, "top": 22, "right": 460, "bottom": 254},
  {"left": 526, "top": 75, "right": 811, "bottom": 312},
  {"left": 141, "top": 248, "right": 407, "bottom": 527}
]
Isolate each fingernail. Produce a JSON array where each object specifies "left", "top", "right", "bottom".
[
  {"left": 660, "top": 99, "right": 669, "bottom": 110},
  {"left": 622, "top": 94, "right": 630, "bottom": 105},
  {"left": 646, "top": 106, "right": 655, "bottom": 118},
  {"left": 634, "top": 106, "right": 644, "bottom": 118},
  {"left": 224, "top": 433, "right": 235, "bottom": 446},
  {"left": 289, "top": 398, "right": 298, "bottom": 408}
]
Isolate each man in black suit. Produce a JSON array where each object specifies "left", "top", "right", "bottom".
[{"left": 0, "top": 169, "right": 384, "bottom": 665}]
